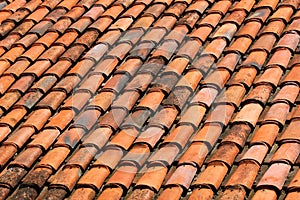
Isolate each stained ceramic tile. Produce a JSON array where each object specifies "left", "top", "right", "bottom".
[
  {"left": 193, "top": 161, "right": 228, "bottom": 190},
  {"left": 236, "top": 21, "right": 261, "bottom": 39},
  {"left": 0, "top": 1, "right": 297, "bottom": 199}
]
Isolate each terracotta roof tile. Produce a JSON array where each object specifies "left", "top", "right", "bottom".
[{"left": 0, "top": 0, "right": 299, "bottom": 199}]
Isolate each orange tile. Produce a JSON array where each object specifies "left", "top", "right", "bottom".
[
  {"left": 154, "top": 15, "right": 178, "bottom": 30},
  {"left": 55, "top": 127, "right": 86, "bottom": 149},
  {"left": 222, "top": 123, "right": 252, "bottom": 148},
  {"left": 165, "top": 57, "right": 189, "bottom": 75},
  {"left": 255, "top": 66, "right": 283, "bottom": 87},
  {"left": 45, "top": 109, "right": 76, "bottom": 131},
  {"left": 262, "top": 102, "right": 290, "bottom": 127},
  {"left": 137, "top": 90, "right": 164, "bottom": 112},
  {"left": 192, "top": 122, "right": 223, "bottom": 147},
  {"left": 93, "top": 58, "right": 118, "bottom": 78},
  {"left": 252, "top": 188, "right": 277, "bottom": 200},
  {"left": 69, "top": 187, "right": 96, "bottom": 200},
  {"left": 77, "top": 30, "right": 99, "bottom": 48},
  {"left": 271, "top": 142, "right": 300, "bottom": 164},
  {"left": 240, "top": 144, "right": 268, "bottom": 164},
  {"left": 37, "top": 146, "right": 70, "bottom": 170},
  {"left": 231, "top": 0, "right": 255, "bottom": 12},
  {"left": 261, "top": 20, "right": 285, "bottom": 37},
  {"left": 77, "top": 165, "right": 110, "bottom": 190},
  {"left": 244, "top": 84, "right": 273, "bottom": 106},
  {"left": 84, "top": 5, "right": 105, "bottom": 20},
  {"left": 251, "top": 34, "right": 277, "bottom": 53},
  {"left": 106, "top": 164, "right": 138, "bottom": 189},
  {"left": 53, "top": 75, "right": 81, "bottom": 93},
  {"left": 125, "top": 73, "right": 153, "bottom": 93},
  {"left": 148, "top": 144, "right": 180, "bottom": 166},
  {"left": 158, "top": 186, "right": 183, "bottom": 200},
  {"left": 100, "top": 108, "right": 128, "bottom": 131},
  {"left": 78, "top": 74, "right": 105, "bottom": 94},
  {"left": 135, "top": 165, "right": 168, "bottom": 192},
  {"left": 88, "top": 91, "right": 116, "bottom": 112},
  {"left": 177, "top": 39, "right": 202, "bottom": 61},
  {"left": 0, "top": 91, "right": 21, "bottom": 111},
  {"left": 0, "top": 145, "right": 17, "bottom": 168},
  {"left": 269, "top": 6, "right": 294, "bottom": 23},
  {"left": 127, "top": 188, "right": 155, "bottom": 200},
  {"left": 81, "top": 127, "right": 112, "bottom": 150},
  {"left": 109, "top": 127, "right": 139, "bottom": 150},
  {"left": 254, "top": 0, "right": 279, "bottom": 11},
  {"left": 103, "top": 73, "right": 130, "bottom": 93},
  {"left": 148, "top": 107, "right": 178, "bottom": 130},
  {"left": 14, "top": 33, "right": 38, "bottom": 48},
  {"left": 2, "top": 46, "right": 25, "bottom": 62},
  {"left": 205, "top": 104, "right": 235, "bottom": 126},
  {"left": 198, "top": 13, "right": 221, "bottom": 28},
  {"left": 257, "top": 163, "right": 291, "bottom": 190},
  {"left": 178, "top": 142, "right": 209, "bottom": 167},
  {"left": 97, "top": 186, "right": 123, "bottom": 200},
  {"left": 209, "top": 142, "right": 240, "bottom": 166},
  {"left": 165, "top": 165, "right": 197, "bottom": 189},
  {"left": 191, "top": 86, "right": 218, "bottom": 107},
  {"left": 229, "top": 66, "right": 257, "bottom": 88},
  {"left": 186, "top": 1, "right": 209, "bottom": 14},
  {"left": 9, "top": 74, "right": 34, "bottom": 93},
  {"left": 134, "top": 126, "right": 165, "bottom": 149},
  {"left": 93, "top": 147, "right": 124, "bottom": 170},
  {"left": 37, "top": 91, "right": 66, "bottom": 110},
  {"left": 50, "top": 166, "right": 82, "bottom": 191},
  {"left": 121, "top": 143, "right": 150, "bottom": 167},
  {"left": 28, "top": 128, "right": 60, "bottom": 150},
  {"left": 232, "top": 103, "right": 263, "bottom": 128},
  {"left": 115, "top": 58, "right": 142, "bottom": 77},
  {"left": 286, "top": 191, "right": 300, "bottom": 200},
  {"left": 276, "top": 33, "right": 299, "bottom": 53},
  {"left": 90, "top": 16, "right": 113, "bottom": 33},
  {"left": 4, "top": 126, "right": 35, "bottom": 149},
  {"left": 132, "top": 15, "right": 155, "bottom": 30},
  {"left": 0, "top": 0, "right": 298, "bottom": 199},
  {"left": 251, "top": 123, "right": 280, "bottom": 146},
  {"left": 10, "top": 147, "right": 43, "bottom": 169},
  {"left": 223, "top": 10, "right": 247, "bottom": 26},
  {"left": 218, "top": 186, "right": 247, "bottom": 200},
  {"left": 216, "top": 85, "right": 245, "bottom": 108},
  {"left": 21, "top": 44, "right": 45, "bottom": 62},
  {"left": 193, "top": 161, "right": 228, "bottom": 190},
  {"left": 225, "top": 37, "right": 252, "bottom": 55},
  {"left": 163, "top": 87, "right": 192, "bottom": 111},
  {"left": 62, "top": 91, "right": 91, "bottom": 111},
  {"left": 189, "top": 187, "right": 214, "bottom": 199},
  {"left": 22, "top": 108, "right": 51, "bottom": 131},
  {"left": 72, "top": 109, "right": 101, "bottom": 130},
  {"left": 152, "top": 38, "right": 178, "bottom": 60},
  {"left": 0, "top": 107, "right": 27, "bottom": 128},
  {"left": 178, "top": 105, "right": 206, "bottom": 129},
  {"left": 282, "top": 66, "right": 300, "bottom": 85},
  {"left": 55, "top": 30, "right": 78, "bottom": 47},
  {"left": 289, "top": 54, "right": 300, "bottom": 69},
  {"left": 5, "top": 59, "right": 30, "bottom": 77},
  {"left": 203, "top": 68, "right": 231, "bottom": 90},
  {"left": 0, "top": 126, "right": 12, "bottom": 143},
  {"left": 24, "top": 60, "right": 51, "bottom": 78},
  {"left": 226, "top": 161, "right": 260, "bottom": 189},
  {"left": 286, "top": 18, "right": 300, "bottom": 31},
  {"left": 208, "top": 0, "right": 232, "bottom": 15}
]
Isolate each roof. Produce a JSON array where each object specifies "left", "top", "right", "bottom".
[{"left": 0, "top": 0, "right": 299, "bottom": 199}]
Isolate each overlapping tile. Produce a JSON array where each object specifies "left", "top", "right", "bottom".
[{"left": 0, "top": 0, "right": 298, "bottom": 199}]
